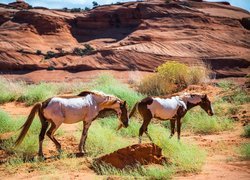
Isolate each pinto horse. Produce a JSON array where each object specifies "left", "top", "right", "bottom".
[
  {"left": 15, "top": 91, "right": 129, "bottom": 157},
  {"left": 129, "top": 93, "right": 214, "bottom": 143}
]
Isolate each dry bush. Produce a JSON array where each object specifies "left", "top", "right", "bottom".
[{"left": 137, "top": 61, "right": 209, "bottom": 96}]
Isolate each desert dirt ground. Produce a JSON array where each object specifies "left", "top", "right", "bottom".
[{"left": 0, "top": 101, "right": 249, "bottom": 180}]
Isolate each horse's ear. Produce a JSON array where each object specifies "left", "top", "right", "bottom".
[
  {"left": 202, "top": 94, "right": 207, "bottom": 99},
  {"left": 123, "top": 101, "right": 127, "bottom": 106}
]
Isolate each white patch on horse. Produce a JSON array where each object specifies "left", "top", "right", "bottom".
[
  {"left": 148, "top": 96, "right": 186, "bottom": 119},
  {"left": 43, "top": 94, "right": 98, "bottom": 124}
]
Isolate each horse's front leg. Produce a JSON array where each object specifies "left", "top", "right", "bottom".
[
  {"left": 79, "top": 121, "right": 92, "bottom": 154},
  {"left": 177, "top": 118, "right": 182, "bottom": 141},
  {"left": 169, "top": 119, "right": 176, "bottom": 139}
]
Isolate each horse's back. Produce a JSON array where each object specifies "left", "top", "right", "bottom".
[
  {"left": 147, "top": 97, "right": 180, "bottom": 119},
  {"left": 43, "top": 95, "right": 95, "bottom": 124}
]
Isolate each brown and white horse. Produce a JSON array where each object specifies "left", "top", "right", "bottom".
[
  {"left": 15, "top": 91, "right": 129, "bottom": 157},
  {"left": 129, "top": 93, "right": 214, "bottom": 143}
]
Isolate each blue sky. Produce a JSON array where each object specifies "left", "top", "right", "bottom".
[{"left": 1, "top": 0, "right": 249, "bottom": 11}]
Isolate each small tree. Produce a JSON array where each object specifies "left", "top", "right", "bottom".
[
  {"left": 92, "top": 1, "right": 98, "bottom": 7},
  {"left": 85, "top": 7, "right": 90, "bottom": 11}
]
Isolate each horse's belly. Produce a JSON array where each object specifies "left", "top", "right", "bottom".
[
  {"left": 154, "top": 109, "right": 177, "bottom": 119},
  {"left": 63, "top": 107, "right": 87, "bottom": 124}
]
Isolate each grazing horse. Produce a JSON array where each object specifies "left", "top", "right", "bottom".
[
  {"left": 15, "top": 91, "right": 129, "bottom": 157},
  {"left": 129, "top": 93, "right": 214, "bottom": 143}
]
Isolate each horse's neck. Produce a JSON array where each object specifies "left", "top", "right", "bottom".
[
  {"left": 92, "top": 95, "right": 117, "bottom": 111},
  {"left": 186, "top": 101, "right": 199, "bottom": 110}
]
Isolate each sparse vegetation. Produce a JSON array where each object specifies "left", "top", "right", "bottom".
[
  {"left": 0, "top": 77, "right": 24, "bottom": 104},
  {"left": 70, "top": 8, "right": 81, "bottom": 12},
  {"left": 73, "top": 44, "right": 94, "bottom": 56},
  {"left": 36, "top": 50, "right": 42, "bottom": 55},
  {"left": 0, "top": 72, "right": 247, "bottom": 179},
  {"left": 138, "top": 61, "right": 209, "bottom": 96},
  {"left": 242, "top": 125, "right": 250, "bottom": 138},
  {"left": 44, "top": 51, "right": 56, "bottom": 59},
  {"left": 93, "top": 162, "right": 174, "bottom": 179},
  {"left": 182, "top": 111, "right": 234, "bottom": 134},
  {"left": 239, "top": 143, "right": 250, "bottom": 159},
  {"left": 18, "top": 83, "right": 58, "bottom": 106},
  {"left": 92, "top": 1, "right": 99, "bottom": 7}
]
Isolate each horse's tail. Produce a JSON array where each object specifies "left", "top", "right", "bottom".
[
  {"left": 129, "top": 102, "right": 138, "bottom": 118},
  {"left": 15, "top": 103, "right": 42, "bottom": 147}
]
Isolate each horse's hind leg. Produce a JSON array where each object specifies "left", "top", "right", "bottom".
[
  {"left": 46, "top": 121, "right": 62, "bottom": 153},
  {"left": 169, "top": 119, "right": 176, "bottom": 139},
  {"left": 79, "top": 121, "right": 92, "bottom": 154},
  {"left": 38, "top": 110, "right": 49, "bottom": 157},
  {"left": 38, "top": 120, "right": 49, "bottom": 157},
  {"left": 139, "top": 117, "right": 151, "bottom": 144}
]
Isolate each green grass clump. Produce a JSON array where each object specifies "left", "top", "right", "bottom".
[
  {"left": 0, "top": 77, "right": 24, "bottom": 104},
  {"left": 0, "top": 110, "right": 41, "bottom": 161},
  {"left": 98, "top": 117, "right": 141, "bottom": 138},
  {"left": 217, "top": 80, "right": 234, "bottom": 90},
  {"left": 239, "top": 143, "right": 250, "bottom": 159},
  {"left": 182, "top": 111, "right": 234, "bottom": 134},
  {"left": 84, "top": 121, "right": 130, "bottom": 157},
  {"left": 242, "top": 125, "right": 250, "bottom": 138},
  {"left": 93, "top": 162, "right": 174, "bottom": 179},
  {"left": 148, "top": 124, "right": 206, "bottom": 173},
  {"left": 92, "top": 74, "right": 144, "bottom": 109},
  {"left": 18, "top": 83, "right": 58, "bottom": 106},
  {"left": 0, "top": 109, "right": 17, "bottom": 134}
]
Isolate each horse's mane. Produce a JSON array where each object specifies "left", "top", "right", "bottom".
[{"left": 78, "top": 90, "right": 121, "bottom": 101}]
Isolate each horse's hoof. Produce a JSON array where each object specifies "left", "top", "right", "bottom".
[{"left": 37, "top": 155, "right": 45, "bottom": 161}]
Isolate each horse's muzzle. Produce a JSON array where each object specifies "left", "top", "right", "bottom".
[{"left": 123, "top": 122, "right": 129, "bottom": 128}]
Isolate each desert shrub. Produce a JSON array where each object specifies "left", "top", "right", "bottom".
[
  {"left": 138, "top": 61, "right": 209, "bottom": 96},
  {"left": 18, "top": 83, "right": 58, "bottom": 106},
  {"left": 36, "top": 50, "right": 42, "bottom": 55},
  {"left": 243, "top": 125, "right": 250, "bottom": 138},
  {"left": 182, "top": 111, "right": 234, "bottom": 134},
  {"left": 92, "top": 74, "right": 144, "bottom": 109},
  {"left": 137, "top": 74, "right": 176, "bottom": 96},
  {"left": 85, "top": 7, "right": 90, "bottom": 11},
  {"left": 0, "top": 77, "right": 24, "bottom": 104},
  {"left": 239, "top": 143, "right": 250, "bottom": 159},
  {"left": 189, "top": 66, "right": 209, "bottom": 84},
  {"left": 73, "top": 44, "right": 94, "bottom": 56},
  {"left": 45, "top": 51, "right": 56, "bottom": 59},
  {"left": 47, "top": 66, "right": 55, "bottom": 71},
  {"left": 70, "top": 8, "right": 81, "bottom": 12}
]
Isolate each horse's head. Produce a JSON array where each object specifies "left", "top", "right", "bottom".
[
  {"left": 95, "top": 92, "right": 129, "bottom": 128},
  {"left": 118, "top": 101, "right": 129, "bottom": 128},
  {"left": 199, "top": 94, "right": 214, "bottom": 116}
]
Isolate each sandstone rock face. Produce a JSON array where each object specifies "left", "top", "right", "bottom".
[
  {"left": 95, "top": 143, "right": 168, "bottom": 169},
  {"left": 0, "top": 0, "right": 249, "bottom": 77}
]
